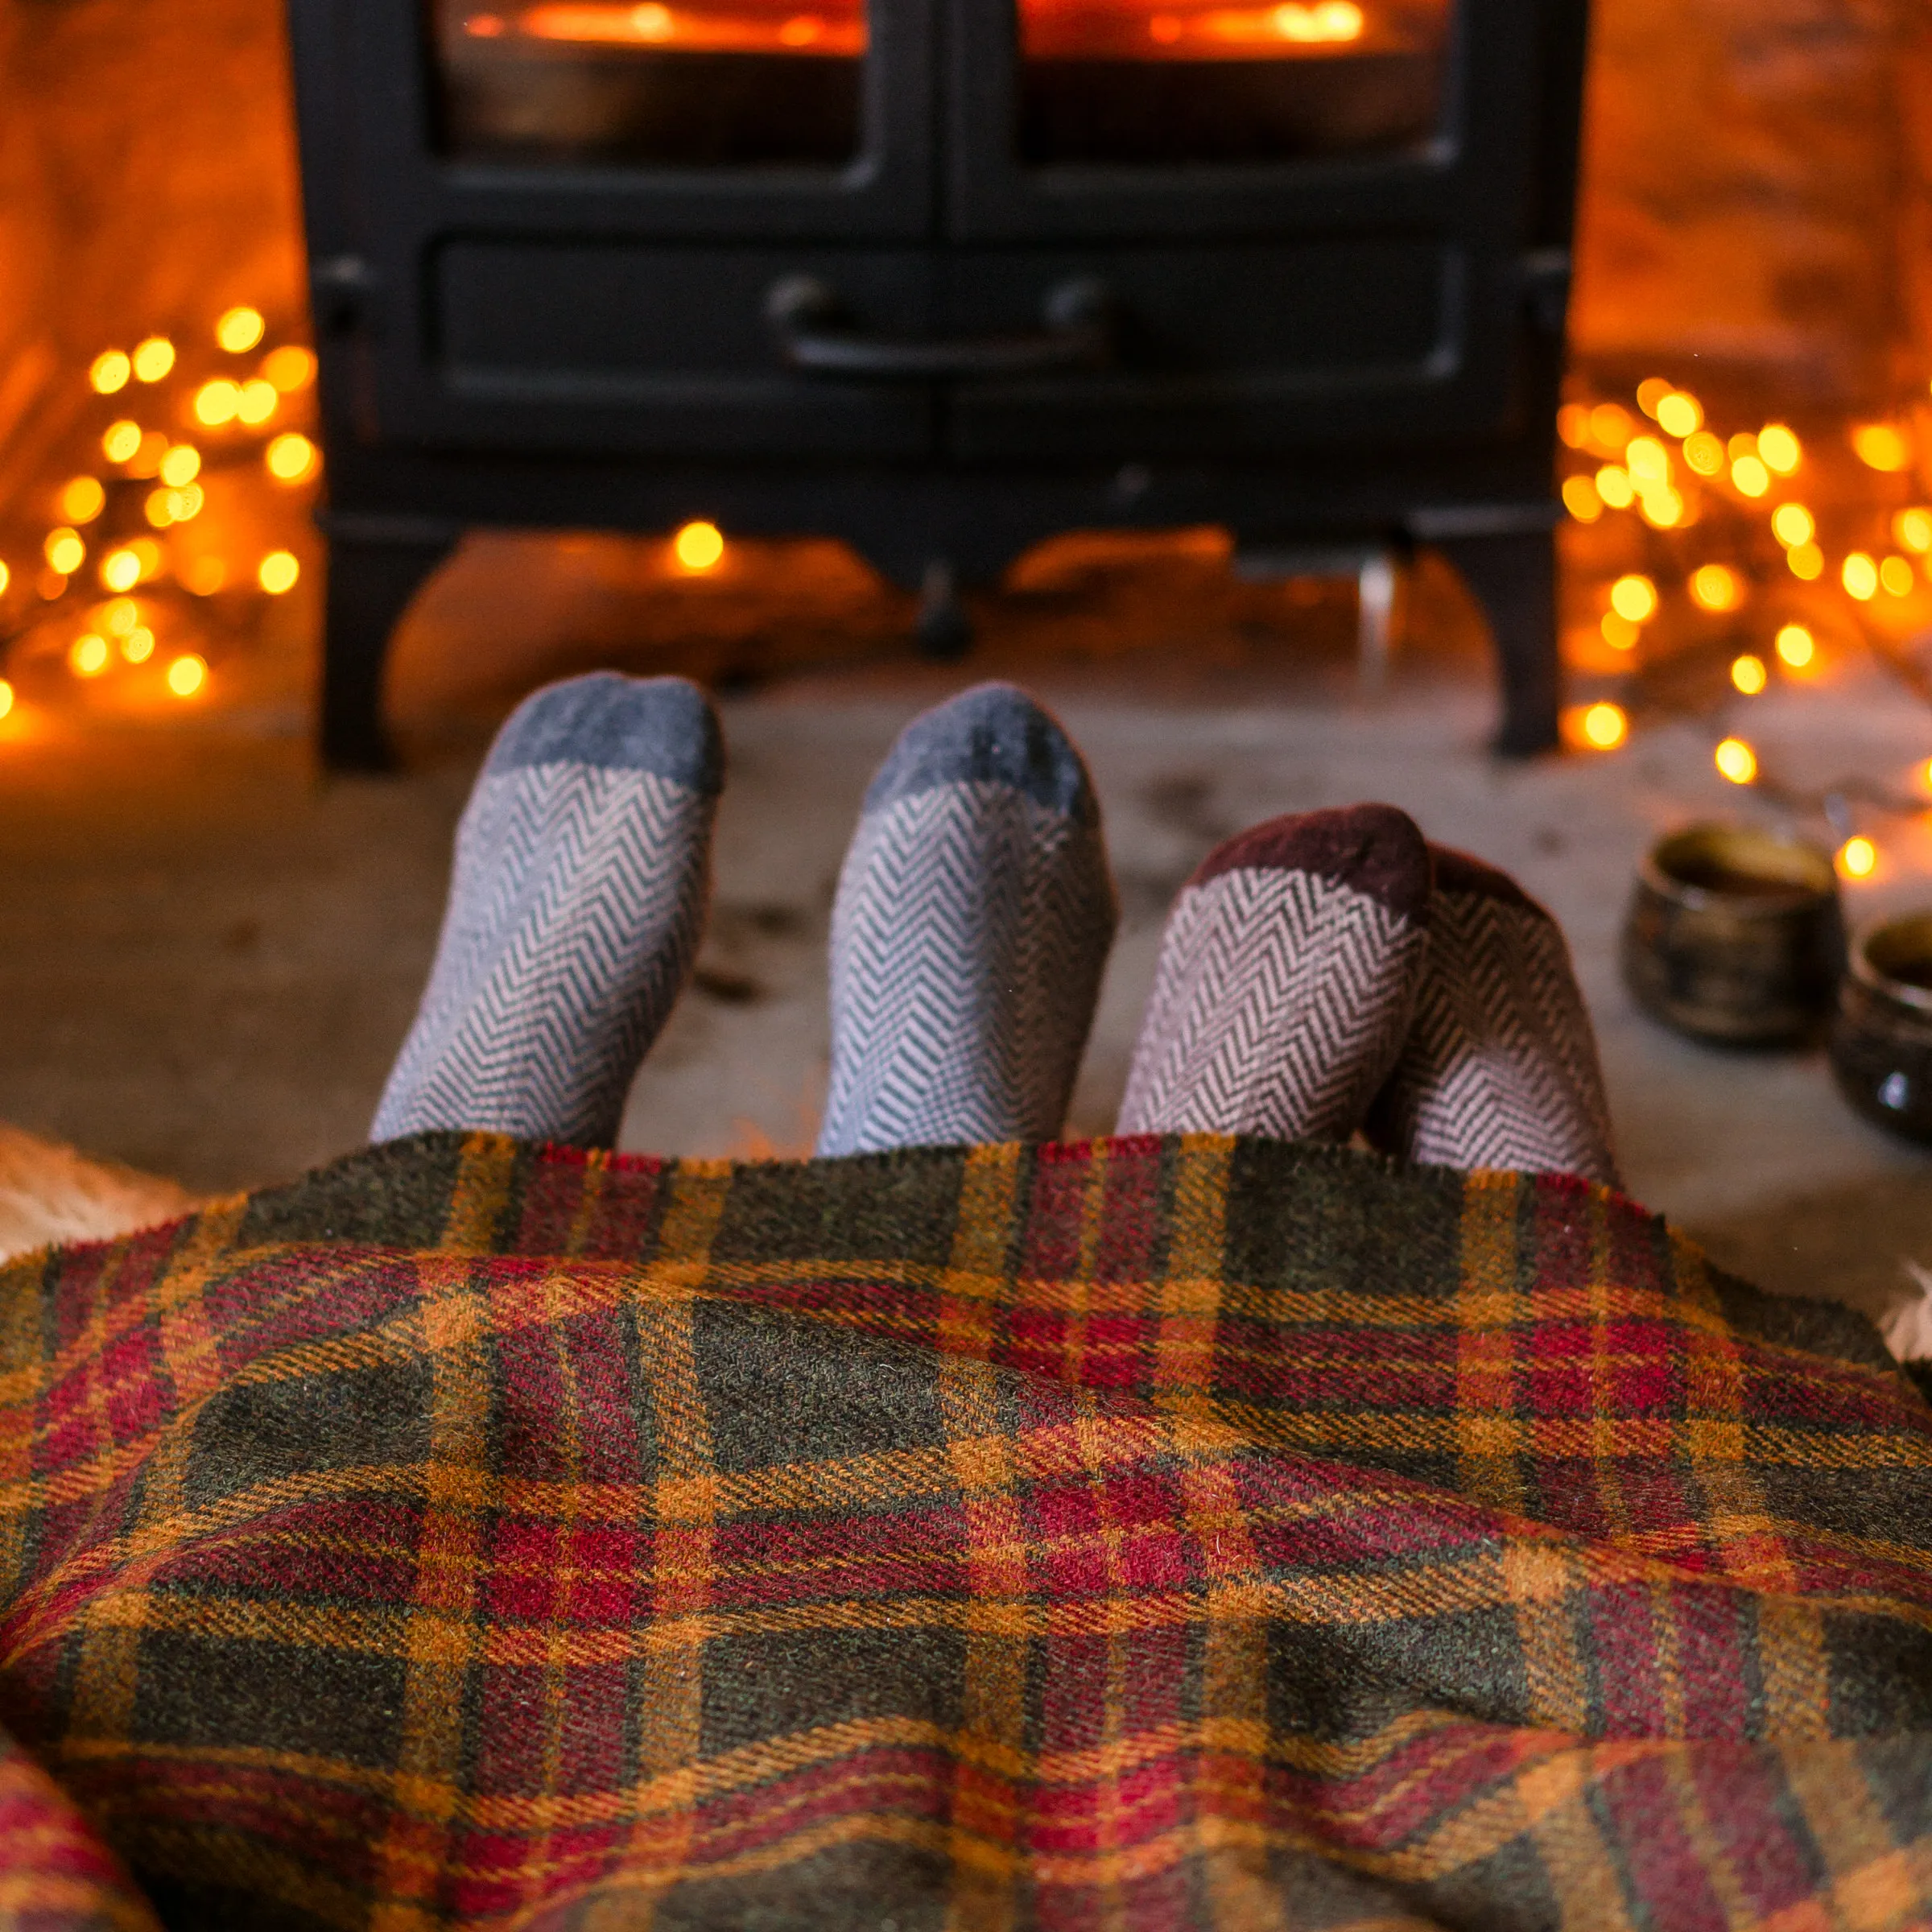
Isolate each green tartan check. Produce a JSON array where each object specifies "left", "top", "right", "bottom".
[{"left": 0, "top": 1129, "right": 1928, "bottom": 1929}]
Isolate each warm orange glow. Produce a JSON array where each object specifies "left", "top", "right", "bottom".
[
  {"left": 184, "top": 558, "right": 227, "bottom": 596},
  {"left": 237, "top": 379, "right": 279, "bottom": 426},
  {"left": 1635, "top": 378, "right": 1672, "bottom": 419},
  {"left": 1624, "top": 435, "right": 1668, "bottom": 485},
  {"left": 194, "top": 379, "right": 242, "bottom": 427},
  {"left": 262, "top": 345, "right": 318, "bottom": 393},
  {"left": 1560, "top": 474, "right": 1600, "bottom": 522},
  {"left": 217, "top": 307, "right": 266, "bottom": 354},
  {"left": 509, "top": 0, "right": 866, "bottom": 55},
  {"left": 1839, "top": 836, "right": 1877, "bottom": 879},
  {"left": 1682, "top": 431, "right": 1724, "bottom": 475},
  {"left": 0, "top": 562, "right": 10, "bottom": 597},
  {"left": 1689, "top": 564, "right": 1742, "bottom": 612},
  {"left": 101, "top": 420, "right": 142, "bottom": 464},
  {"left": 1852, "top": 423, "right": 1910, "bottom": 472},
  {"left": 258, "top": 551, "right": 300, "bottom": 594},
  {"left": 1843, "top": 551, "right": 1879, "bottom": 601},
  {"left": 1896, "top": 509, "right": 1932, "bottom": 555},
  {"left": 1787, "top": 542, "right": 1823, "bottom": 580},
  {"left": 1758, "top": 424, "right": 1801, "bottom": 473},
  {"left": 1608, "top": 573, "right": 1657, "bottom": 622},
  {"left": 1556, "top": 403, "right": 1591, "bottom": 448},
  {"left": 1730, "top": 653, "right": 1766, "bottom": 695},
  {"left": 43, "top": 529, "right": 85, "bottom": 576},
  {"left": 1770, "top": 502, "right": 1814, "bottom": 547},
  {"left": 1880, "top": 555, "right": 1914, "bottom": 597},
  {"left": 1638, "top": 487, "right": 1685, "bottom": 529},
  {"left": 68, "top": 634, "right": 109, "bottom": 678},
  {"left": 100, "top": 540, "right": 159, "bottom": 591},
  {"left": 132, "top": 336, "right": 175, "bottom": 383},
  {"left": 159, "top": 444, "right": 200, "bottom": 487},
  {"left": 673, "top": 520, "right": 725, "bottom": 571},
  {"left": 1579, "top": 702, "right": 1627, "bottom": 749},
  {"left": 1595, "top": 465, "right": 1634, "bottom": 509},
  {"left": 1774, "top": 624, "right": 1814, "bottom": 668},
  {"left": 1730, "top": 455, "right": 1770, "bottom": 497},
  {"left": 128, "top": 432, "right": 167, "bottom": 480},
  {"left": 89, "top": 351, "right": 131, "bottom": 394},
  {"left": 100, "top": 597, "right": 138, "bottom": 635},
  {"left": 145, "top": 489, "right": 176, "bottom": 530},
  {"left": 1589, "top": 404, "right": 1633, "bottom": 452},
  {"left": 166, "top": 654, "right": 208, "bottom": 698},
  {"left": 1654, "top": 391, "right": 1701, "bottom": 438},
  {"left": 59, "top": 477, "right": 105, "bottom": 524},
  {"left": 266, "top": 432, "right": 320, "bottom": 483},
  {"left": 149, "top": 484, "right": 204, "bottom": 527},
  {"left": 1600, "top": 610, "right": 1640, "bottom": 651},
  {"left": 121, "top": 626, "right": 155, "bottom": 664},
  {"left": 0, "top": 681, "right": 12, "bottom": 722},
  {"left": 1715, "top": 737, "right": 1757, "bottom": 784}
]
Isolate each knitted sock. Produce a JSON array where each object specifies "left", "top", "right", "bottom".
[
  {"left": 1365, "top": 848, "right": 1618, "bottom": 1183},
  {"left": 371, "top": 672, "right": 722, "bottom": 1148},
  {"left": 815, "top": 683, "right": 1117, "bottom": 1156},
  {"left": 1117, "top": 804, "right": 1431, "bottom": 1141}
]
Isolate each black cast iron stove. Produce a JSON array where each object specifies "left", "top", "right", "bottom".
[{"left": 287, "top": 0, "right": 1586, "bottom": 764}]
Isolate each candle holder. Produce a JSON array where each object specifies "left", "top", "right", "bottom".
[
  {"left": 1831, "top": 914, "right": 1932, "bottom": 1144},
  {"left": 1621, "top": 824, "right": 1843, "bottom": 1044}
]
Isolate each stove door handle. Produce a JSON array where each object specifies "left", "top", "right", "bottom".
[{"left": 766, "top": 275, "right": 1115, "bottom": 379}]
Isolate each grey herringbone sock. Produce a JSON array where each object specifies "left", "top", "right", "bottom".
[
  {"left": 371, "top": 673, "right": 722, "bottom": 1149},
  {"left": 1364, "top": 848, "right": 1618, "bottom": 1183},
  {"left": 815, "top": 683, "right": 1117, "bottom": 1156},
  {"left": 1117, "top": 805, "right": 1431, "bottom": 1141}
]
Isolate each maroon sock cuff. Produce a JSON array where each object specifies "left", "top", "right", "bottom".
[{"left": 1188, "top": 805, "right": 1431, "bottom": 924}]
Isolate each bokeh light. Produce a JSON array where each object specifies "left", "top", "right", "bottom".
[
  {"left": 1655, "top": 391, "right": 1702, "bottom": 437},
  {"left": 1689, "top": 564, "right": 1742, "bottom": 612},
  {"left": 1758, "top": 424, "right": 1802, "bottom": 473},
  {"left": 58, "top": 477, "right": 105, "bottom": 523},
  {"left": 1774, "top": 624, "right": 1815, "bottom": 668},
  {"left": 43, "top": 529, "right": 85, "bottom": 576},
  {"left": 1771, "top": 503, "right": 1814, "bottom": 547},
  {"left": 1852, "top": 423, "right": 1910, "bottom": 472},
  {"left": 1839, "top": 836, "right": 1877, "bottom": 878},
  {"left": 68, "top": 634, "right": 109, "bottom": 678},
  {"left": 1715, "top": 737, "right": 1757, "bottom": 784},
  {"left": 217, "top": 307, "right": 266, "bottom": 353},
  {"left": 1843, "top": 552, "right": 1879, "bottom": 601},
  {"left": 1609, "top": 573, "right": 1657, "bottom": 621},
  {"left": 258, "top": 551, "right": 300, "bottom": 594},
  {"left": 101, "top": 420, "right": 142, "bottom": 464},
  {"left": 132, "top": 337, "right": 175, "bottom": 383},
  {"left": 193, "top": 380, "right": 242, "bottom": 427},
  {"left": 89, "top": 351, "right": 131, "bottom": 394},
  {"left": 673, "top": 521, "right": 725, "bottom": 572},
  {"left": 1731, "top": 654, "right": 1767, "bottom": 694},
  {"left": 166, "top": 654, "right": 208, "bottom": 697}
]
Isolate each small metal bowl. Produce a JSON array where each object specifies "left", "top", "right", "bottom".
[
  {"left": 1621, "top": 823, "right": 1843, "bottom": 1044},
  {"left": 1831, "top": 914, "right": 1932, "bottom": 1143}
]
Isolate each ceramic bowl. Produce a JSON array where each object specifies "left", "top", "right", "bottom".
[
  {"left": 1831, "top": 913, "right": 1932, "bottom": 1143},
  {"left": 1621, "top": 823, "right": 1843, "bottom": 1044}
]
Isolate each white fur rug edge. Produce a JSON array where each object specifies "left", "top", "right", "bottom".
[{"left": 0, "top": 1125, "right": 198, "bottom": 1263}]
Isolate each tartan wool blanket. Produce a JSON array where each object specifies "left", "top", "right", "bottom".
[{"left": 0, "top": 1132, "right": 1930, "bottom": 1931}]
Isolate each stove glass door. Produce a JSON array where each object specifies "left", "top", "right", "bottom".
[
  {"left": 1014, "top": 0, "right": 1451, "bottom": 163},
  {"left": 431, "top": 0, "right": 868, "bottom": 163}
]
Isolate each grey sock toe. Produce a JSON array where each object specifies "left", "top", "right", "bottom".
[
  {"left": 487, "top": 671, "right": 724, "bottom": 794},
  {"left": 371, "top": 674, "right": 722, "bottom": 1149},
  {"left": 816, "top": 683, "right": 1117, "bottom": 1157},
  {"left": 863, "top": 680, "right": 1100, "bottom": 822}
]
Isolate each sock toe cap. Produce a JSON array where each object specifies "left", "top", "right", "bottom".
[
  {"left": 864, "top": 682, "right": 1097, "bottom": 822},
  {"left": 486, "top": 673, "right": 724, "bottom": 795},
  {"left": 1190, "top": 803, "right": 1431, "bottom": 923}
]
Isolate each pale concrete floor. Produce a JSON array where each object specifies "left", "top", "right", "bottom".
[{"left": 4, "top": 606, "right": 1931, "bottom": 1326}]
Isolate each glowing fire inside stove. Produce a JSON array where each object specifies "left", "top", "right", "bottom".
[
  {"left": 460, "top": 0, "right": 1382, "bottom": 60},
  {"left": 463, "top": 2, "right": 865, "bottom": 55}
]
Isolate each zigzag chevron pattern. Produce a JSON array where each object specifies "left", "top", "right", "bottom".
[
  {"left": 1117, "top": 867, "right": 1427, "bottom": 1140},
  {"left": 1369, "top": 893, "right": 1619, "bottom": 1184},
  {"left": 816, "top": 781, "right": 1116, "bottom": 1154},
  {"left": 370, "top": 761, "right": 713, "bottom": 1147}
]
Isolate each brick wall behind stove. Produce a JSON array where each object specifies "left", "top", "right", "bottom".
[{"left": 0, "top": 0, "right": 1922, "bottom": 450}]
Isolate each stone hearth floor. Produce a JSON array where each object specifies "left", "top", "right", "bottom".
[{"left": 4, "top": 612, "right": 1931, "bottom": 1326}]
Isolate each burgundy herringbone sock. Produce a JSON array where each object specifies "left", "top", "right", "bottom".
[
  {"left": 1117, "top": 804, "right": 1431, "bottom": 1141},
  {"left": 1365, "top": 848, "right": 1617, "bottom": 1183}
]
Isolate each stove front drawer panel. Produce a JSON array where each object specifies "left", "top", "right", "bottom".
[
  {"left": 944, "top": 240, "right": 1475, "bottom": 456},
  {"left": 421, "top": 241, "right": 935, "bottom": 455}
]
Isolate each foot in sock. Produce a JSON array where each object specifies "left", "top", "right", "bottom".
[
  {"left": 370, "top": 672, "right": 722, "bottom": 1148},
  {"left": 815, "top": 683, "right": 1117, "bottom": 1156},
  {"left": 1117, "top": 804, "right": 1430, "bottom": 1141},
  {"left": 1365, "top": 847, "right": 1618, "bottom": 1184}
]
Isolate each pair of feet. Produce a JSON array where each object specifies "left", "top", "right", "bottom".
[{"left": 371, "top": 675, "right": 1616, "bottom": 1186}]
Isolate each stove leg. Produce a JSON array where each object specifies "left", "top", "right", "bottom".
[
  {"left": 1435, "top": 527, "right": 1561, "bottom": 758},
  {"left": 914, "top": 560, "right": 973, "bottom": 663},
  {"left": 320, "top": 526, "right": 458, "bottom": 772}
]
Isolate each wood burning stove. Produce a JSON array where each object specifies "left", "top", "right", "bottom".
[{"left": 286, "top": 0, "right": 1585, "bottom": 766}]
